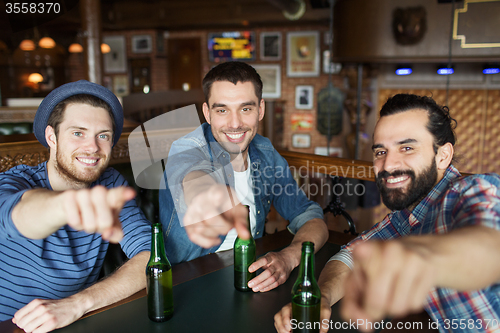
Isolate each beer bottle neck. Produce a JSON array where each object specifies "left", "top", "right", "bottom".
[
  {"left": 151, "top": 223, "right": 168, "bottom": 262},
  {"left": 298, "top": 243, "right": 315, "bottom": 281}
]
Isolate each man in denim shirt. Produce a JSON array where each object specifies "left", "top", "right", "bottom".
[{"left": 159, "top": 62, "right": 328, "bottom": 292}]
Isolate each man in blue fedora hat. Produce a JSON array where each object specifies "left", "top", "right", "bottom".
[{"left": 0, "top": 80, "right": 151, "bottom": 332}]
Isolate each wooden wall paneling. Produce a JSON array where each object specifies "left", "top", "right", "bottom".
[{"left": 483, "top": 90, "right": 500, "bottom": 174}]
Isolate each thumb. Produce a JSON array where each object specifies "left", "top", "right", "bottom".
[
  {"left": 233, "top": 205, "right": 250, "bottom": 240},
  {"left": 107, "top": 186, "right": 136, "bottom": 210}
]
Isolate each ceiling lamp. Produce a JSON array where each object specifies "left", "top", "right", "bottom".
[
  {"left": 69, "top": 43, "right": 83, "bottom": 53},
  {"left": 483, "top": 64, "right": 500, "bottom": 75},
  {"left": 28, "top": 73, "right": 44, "bottom": 83},
  {"left": 39, "top": 37, "right": 56, "bottom": 49},
  {"left": 101, "top": 43, "right": 111, "bottom": 54},
  {"left": 19, "top": 39, "right": 36, "bottom": 51},
  {"left": 437, "top": 66, "right": 454, "bottom": 75},
  {"left": 395, "top": 65, "right": 412, "bottom": 76}
]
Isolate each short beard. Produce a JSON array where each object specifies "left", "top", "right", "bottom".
[
  {"left": 376, "top": 158, "right": 438, "bottom": 211},
  {"left": 55, "top": 148, "right": 108, "bottom": 188}
]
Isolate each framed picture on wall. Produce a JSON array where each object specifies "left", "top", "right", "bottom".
[
  {"left": 103, "top": 36, "right": 127, "bottom": 73},
  {"left": 253, "top": 64, "right": 281, "bottom": 99},
  {"left": 132, "top": 35, "right": 153, "bottom": 53},
  {"left": 291, "top": 113, "right": 313, "bottom": 131},
  {"left": 295, "top": 85, "right": 314, "bottom": 109},
  {"left": 292, "top": 134, "right": 311, "bottom": 148},
  {"left": 287, "top": 31, "right": 319, "bottom": 77},
  {"left": 260, "top": 32, "right": 282, "bottom": 61},
  {"left": 113, "top": 75, "right": 129, "bottom": 97}
]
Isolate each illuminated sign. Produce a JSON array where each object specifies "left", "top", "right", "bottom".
[{"left": 208, "top": 31, "right": 255, "bottom": 61}]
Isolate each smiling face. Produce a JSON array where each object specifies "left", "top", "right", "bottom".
[
  {"left": 46, "top": 103, "right": 113, "bottom": 190},
  {"left": 372, "top": 109, "right": 443, "bottom": 211},
  {"left": 202, "top": 81, "right": 265, "bottom": 160}
]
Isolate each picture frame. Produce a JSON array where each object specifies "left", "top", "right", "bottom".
[
  {"left": 291, "top": 114, "right": 313, "bottom": 131},
  {"left": 292, "top": 134, "right": 311, "bottom": 149},
  {"left": 287, "top": 31, "right": 320, "bottom": 77},
  {"left": 295, "top": 85, "right": 314, "bottom": 109},
  {"left": 260, "top": 32, "right": 282, "bottom": 61},
  {"left": 113, "top": 75, "right": 129, "bottom": 97},
  {"left": 103, "top": 36, "right": 127, "bottom": 74},
  {"left": 253, "top": 64, "right": 281, "bottom": 99},
  {"left": 131, "top": 35, "right": 153, "bottom": 53}
]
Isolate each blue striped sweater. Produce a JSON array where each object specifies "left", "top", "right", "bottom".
[{"left": 0, "top": 162, "right": 151, "bottom": 321}]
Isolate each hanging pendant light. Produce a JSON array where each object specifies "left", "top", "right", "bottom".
[
  {"left": 101, "top": 43, "right": 111, "bottom": 54},
  {"left": 39, "top": 36, "right": 56, "bottom": 49},
  {"left": 20, "top": 39, "right": 36, "bottom": 51},
  {"left": 28, "top": 73, "right": 44, "bottom": 83},
  {"left": 69, "top": 43, "right": 83, "bottom": 53}
]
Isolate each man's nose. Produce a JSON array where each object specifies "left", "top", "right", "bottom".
[
  {"left": 228, "top": 111, "right": 243, "bottom": 129},
  {"left": 82, "top": 137, "right": 99, "bottom": 153},
  {"left": 383, "top": 150, "right": 402, "bottom": 173}
]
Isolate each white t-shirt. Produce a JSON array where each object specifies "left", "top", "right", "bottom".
[{"left": 216, "top": 155, "right": 256, "bottom": 252}]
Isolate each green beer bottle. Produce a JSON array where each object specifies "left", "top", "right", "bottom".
[
  {"left": 291, "top": 242, "right": 321, "bottom": 333},
  {"left": 146, "top": 223, "right": 174, "bottom": 322},
  {"left": 234, "top": 205, "right": 256, "bottom": 292}
]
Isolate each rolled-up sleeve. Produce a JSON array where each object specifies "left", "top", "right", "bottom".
[{"left": 287, "top": 202, "right": 324, "bottom": 234}]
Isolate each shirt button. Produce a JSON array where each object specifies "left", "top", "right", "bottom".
[
  {"left": 257, "top": 210, "right": 260, "bottom": 214},
  {"left": 222, "top": 154, "right": 226, "bottom": 158},
  {"left": 256, "top": 231, "right": 260, "bottom": 235},
  {"left": 267, "top": 200, "right": 270, "bottom": 204}
]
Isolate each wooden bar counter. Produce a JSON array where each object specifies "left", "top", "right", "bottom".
[{"left": 0, "top": 230, "right": 436, "bottom": 333}]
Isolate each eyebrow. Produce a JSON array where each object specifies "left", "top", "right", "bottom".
[
  {"left": 398, "top": 138, "right": 418, "bottom": 145},
  {"left": 372, "top": 138, "right": 418, "bottom": 151},
  {"left": 210, "top": 101, "right": 257, "bottom": 109},
  {"left": 67, "top": 126, "right": 112, "bottom": 133}
]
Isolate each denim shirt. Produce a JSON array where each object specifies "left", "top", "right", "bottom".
[{"left": 159, "top": 123, "right": 324, "bottom": 265}]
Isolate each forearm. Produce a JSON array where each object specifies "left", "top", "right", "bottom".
[
  {"left": 69, "top": 251, "right": 150, "bottom": 315},
  {"left": 280, "top": 218, "right": 329, "bottom": 270},
  {"left": 11, "top": 189, "right": 66, "bottom": 239},
  {"left": 402, "top": 225, "right": 500, "bottom": 291},
  {"left": 318, "top": 259, "right": 351, "bottom": 306}
]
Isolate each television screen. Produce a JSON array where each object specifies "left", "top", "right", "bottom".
[{"left": 208, "top": 31, "right": 255, "bottom": 62}]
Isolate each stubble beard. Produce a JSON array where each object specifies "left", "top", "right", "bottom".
[{"left": 55, "top": 148, "right": 108, "bottom": 188}]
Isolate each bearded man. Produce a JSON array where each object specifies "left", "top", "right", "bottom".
[
  {"left": 275, "top": 93, "right": 500, "bottom": 333},
  {"left": 0, "top": 80, "right": 151, "bottom": 333}
]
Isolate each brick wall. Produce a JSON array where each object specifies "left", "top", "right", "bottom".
[{"left": 67, "top": 25, "right": 350, "bottom": 156}]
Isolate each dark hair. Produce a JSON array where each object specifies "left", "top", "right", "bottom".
[
  {"left": 202, "top": 61, "right": 263, "bottom": 103},
  {"left": 48, "top": 94, "right": 115, "bottom": 139},
  {"left": 379, "top": 93, "right": 457, "bottom": 154}
]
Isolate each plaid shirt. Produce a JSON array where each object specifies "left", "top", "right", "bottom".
[{"left": 333, "top": 165, "right": 500, "bottom": 332}]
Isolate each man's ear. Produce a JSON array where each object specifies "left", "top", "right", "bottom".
[
  {"left": 202, "top": 102, "right": 211, "bottom": 124},
  {"left": 436, "top": 142, "right": 454, "bottom": 170},
  {"left": 258, "top": 98, "right": 265, "bottom": 121},
  {"left": 45, "top": 126, "right": 57, "bottom": 150}
]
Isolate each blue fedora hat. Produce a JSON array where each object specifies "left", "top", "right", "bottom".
[{"left": 34, "top": 80, "right": 124, "bottom": 147}]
